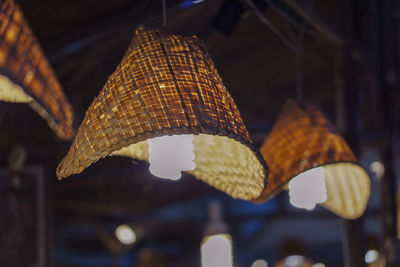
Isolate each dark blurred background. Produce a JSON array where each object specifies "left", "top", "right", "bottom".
[{"left": 0, "top": 0, "right": 399, "bottom": 266}]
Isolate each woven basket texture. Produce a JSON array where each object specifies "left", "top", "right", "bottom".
[
  {"left": 56, "top": 25, "right": 267, "bottom": 200},
  {"left": 255, "top": 99, "right": 370, "bottom": 219},
  {"left": 0, "top": 0, "right": 75, "bottom": 139}
]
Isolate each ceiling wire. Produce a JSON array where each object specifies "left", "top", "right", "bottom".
[
  {"left": 264, "top": 0, "right": 317, "bottom": 38},
  {"left": 295, "top": 14, "right": 308, "bottom": 101},
  {"left": 162, "top": 0, "right": 167, "bottom": 28},
  {"left": 243, "top": 0, "right": 298, "bottom": 53},
  {"left": 244, "top": 0, "right": 311, "bottom": 100},
  {"left": 393, "top": 85, "right": 400, "bottom": 166}
]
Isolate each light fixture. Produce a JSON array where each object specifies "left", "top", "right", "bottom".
[
  {"left": 0, "top": 0, "right": 75, "bottom": 139},
  {"left": 275, "top": 239, "right": 312, "bottom": 267},
  {"left": 56, "top": 25, "right": 267, "bottom": 200},
  {"left": 369, "top": 161, "right": 384, "bottom": 179},
  {"left": 364, "top": 249, "right": 379, "bottom": 264},
  {"left": 254, "top": 99, "right": 371, "bottom": 219},
  {"left": 288, "top": 167, "right": 327, "bottom": 210},
  {"left": 115, "top": 224, "right": 136, "bottom": 245},
  {"left": 201, "top": 201, "right": 233, "bottom": 267},
  {"left": 147, "top": 134, "right": 195, "bottom": 180},
  {"left": 311, "top": 263, "right": 326, "bottom": 267},
  {"left": 275, "top": 254, "right": 313, "bottom": 267},
  {"left": 251, "top": 259, "right": 268, "bottom": 267},
  {"left": 284, "top": 255, "right": 305, "bottom": 267}
]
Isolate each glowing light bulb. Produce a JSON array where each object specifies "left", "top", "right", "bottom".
[
  {"left": 284, "top": 255, "right": 305, "bottom": 267},
  {"left": 251, "top": 259, "right": 268, "bottom": 267},
  {"left": 147, "top": 134, "right": 195, "bottom": 180},
  {"left": 201, "top": 234, "right": 233, "bottom": 267},
  {"left": 312, "top": 263, "right": 326, "bottom": 267},
  {"left": 115, "top": 224, "right": 136, "bottom": 245},
  {"left": 288, "top": 167, "right": 327, "bottom": 210},
  {"left": 365, "top": 249, "right": 379, "bottom": 263},
  {"left": 369, "top": 161, "right": 384, "bottom": 179}
]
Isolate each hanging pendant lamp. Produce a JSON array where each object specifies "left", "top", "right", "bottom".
[
  {"left": 254, "top": 99, "right": 370, "bottom": 219},
  {"left": 201, "top": 201, "right": 233, "bottom": 267},
  {"left": 56, "top": 25, "right": 267, "bottom": 200},
  {"left": 0, "top": 0, "right": 75, "bottom": 139}
]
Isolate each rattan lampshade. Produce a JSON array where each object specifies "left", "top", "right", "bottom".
[
  {"left": 255, "top": 99, "right": 370, "bottom": 219},
  {"left": 56, "top": 25, "right": 267, "bottom": 200},
  {"left": 0, "top": 0, "right": 75, "bottom": 139}
]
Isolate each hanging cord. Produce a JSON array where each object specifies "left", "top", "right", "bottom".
[
  {"left": 393, "top": 86, "right": 400, "bottom": 167},
  {"left": 244, "top": 0, "right": 310, "bottom": 101},
  {"left": 244, "top": 0, "right": 298, "bottom": 53},
  {"left": 295, "top": 18, "right": 307, "bottom": 101},
  {"left": 264, "top": 0, "right": 317, "bottom": 38},
  {"left": 162, "top": 0, "right": 167, "bottom": 28}
]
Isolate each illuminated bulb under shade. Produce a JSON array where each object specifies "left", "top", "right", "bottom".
[
  {"left": 369, "top": 161, "right": 384, "bottom": 179},
  {"left": 201, "top": 234, "right": 233, "bottom": 267},
  {"left": 365, "top": 249, "right": 379, "bottom": 263},
  {"left": 115, "top": 224, "right": 136, "bottom": 245},
  {"left": 251, "top": 259, "right": 268, "bottom": 267},
  {"left": 288, "top": 167, "right": 327, "bottom": 210},
  {"left": 284, "top": 255, "right": 305, "bottom": 267},
  {"left": 147, "top": 134, "right": 195, "bottom": 180},
  {"left": 312, "top": 263, "right": 326, "bottom": 267}
]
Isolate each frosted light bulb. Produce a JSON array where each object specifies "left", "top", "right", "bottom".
[
  {"left": 288, "top": 167, "right": 327, "bottom": 210},
  {"left": 115, "top": 224, "right": 136, "bottom": 245},
  {"left": 251, "top": 259, "right": 268, "bottom": 267},
  {"left": 201, "top": 234, "right": 233, "bottom": 267},
  {"left": 365, "top": 249, "right": 379, "bottom": 263},
  {"left": 284, "top": 255, "right": 305, "bottom": 267},
  {"left": 369, "top": 161, "right": 384, "bottom": 179},
  {"left": 147, "top": 134, "right": 195, "bottom": 180}
]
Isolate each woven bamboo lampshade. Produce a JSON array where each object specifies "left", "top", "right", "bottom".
[
  {"left": 0, "top": 0, "right": 75, "bottom": 139},
  {"left": 255, "top": 99, "right": 370, "bottom": 219},
  {"left": 56, "top": 25, "right": 267, "bottom": 200}
]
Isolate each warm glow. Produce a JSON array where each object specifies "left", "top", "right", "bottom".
[
  {"left": 284, "top": 255, "right": 305, "bottom": 267},
  {"left": 115, "top": 224, "right": 136, "bottom": 245},
  {"left": 365, "top": 249, "right": 379, "bottom": 263},
  {"left": 251, "top": 259, "right": 268, "bottom": 267},
  {"left": 201, "top": 234, "right": 233, "bottom": 267},
  {"left": 312, "top": 263, "right": 326, "bottom": 267},
  {"left": 147, "top": 134, "right": 195, "bottom": 180},
  {"left": 369, "top": 161, "right": 384, "bottom": 179},
  {"left": 288, "top": 167, "right": 327, "bottom": 210}
]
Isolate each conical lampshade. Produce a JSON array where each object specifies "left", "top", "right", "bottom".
[
  {"left": 255, "top": 99, "right": 370, "bottom": 219},
  {"left": 56, "top": 26, "right": 267, "bottom": 200},
  {"left": 0, "top": 0, "right": 75, "bottom": 139}
]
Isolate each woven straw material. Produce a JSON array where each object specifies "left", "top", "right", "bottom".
[
  {"left": 57, "top": 25, "right": 267, "bottom": 200},
  {"left": 255, "top": 99, "right": 370, "bottom": 219},
  {"left": 0, "top": 0, "right": 75, "bottom": 139}
]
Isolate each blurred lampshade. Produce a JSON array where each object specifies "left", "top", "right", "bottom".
[
  {"left": 138, "top": 249, "right": 167, "bottom": 267},
  {"left": 0, "top": 0, "right": 75, "bottom": 139},
  {"left": 254, "top": 99, "right": 370, "bottom": 219},
  {"left": 275, "top": 256, "right": 312, "bottom": 267},
  {"left": 56, "top": 25, "right": 267, "bottom": 200},
  {"left": 251, "top": 259, "right": 268, "bottom": 267},
  {"left": 275, "top": 239, "right": 312, "bottom": 267},
  {"left": 364, "top": 235, "right": 385, "bottom": 267},
  {"left": 201, "top": 201, "right": 233, "bottom": 267}
]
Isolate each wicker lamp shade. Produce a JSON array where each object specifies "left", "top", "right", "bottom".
[
  {"left": 255, "top": 99, "right": 370, "bottom": 219},
  {"left": 0, "top": 0, "right": 75, "bottom": 139},
  {"left": 56, "top": 26, "right": 267, "bottom": 200}
]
